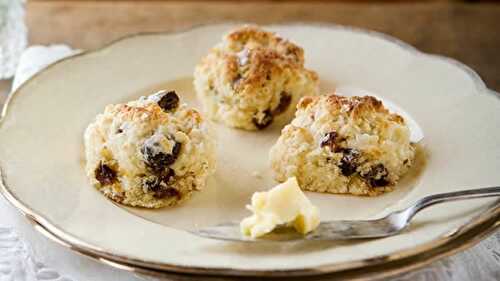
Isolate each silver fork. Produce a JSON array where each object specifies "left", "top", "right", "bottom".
[{"left": 190, "top": 187, "right": 500, "bottom": 242}]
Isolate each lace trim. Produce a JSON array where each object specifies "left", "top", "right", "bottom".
[{"left": 0, "top": 227, "right": 74, "bottom": 281}]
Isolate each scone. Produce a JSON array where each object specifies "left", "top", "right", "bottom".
[
  {"left": 84, "top": 90, "right": 215, "bottom": 208},
  {"left": 269, "top": 94, "right": 415, "bottom": 196},
  {"left": 194, "top": 25, "right": 319, "bottom": 130}
]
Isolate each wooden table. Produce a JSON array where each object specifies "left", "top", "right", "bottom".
[
  {"left": 26, "top": 1, "right": 500, "bottom": 92},
  {"left": 6, "top": 1, "right": 500, "bottom": 280}
]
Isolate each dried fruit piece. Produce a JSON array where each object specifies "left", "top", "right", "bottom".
[
  {"left": 171, "top": 141, "right": 181, "bottom": 158},
  {"left": 95, "top": 163, "right": 117, "bottom": 186},
  {"left": 273, "top": 92, "right": 292, "bottom": 115},
  {"left": 143, "top": 170, "right": 178, "bottom": 199},
  {"left": 362, "top": 164, "right": 390, "bottom": 187},
  {"left": 157, "top": 91, "right": 179, "bottom": 112},
  {"left": 320, "top": 132, "right": 337, "bottom": 148},
  {"left": 320, "top": 131, "right": 346, "bottom": 152},
  {"left": 338, "top": 148, "right": 360, "bottom": 176},
  {"left": 154, "top": 188, "right": 180, "bottom": 199},
  {"left": 252, "top": 109, "right": 273, "bottom": 130},
  {"left": 141, "top": 141, "right": 182, "bottom": 173}
]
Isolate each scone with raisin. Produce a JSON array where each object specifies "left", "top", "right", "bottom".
[
  {"left": 269, "top": 94, "right": 415, "bottom": 196},
  {"left": 194, "top": 25, "right": 319, "bottom": 130},
  {"left": 84, "top": 90, "right": 215, "bottom": 208}
]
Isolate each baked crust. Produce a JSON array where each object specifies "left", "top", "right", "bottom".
[
  {"left": 194, "top": 25, "right": 319, "bottom": 130},
  {"left": 84, "top": 91, "right": 215, "bottom": 208},
  {"left": 270, "top": 93, "right": 415, "bottom": 196}
]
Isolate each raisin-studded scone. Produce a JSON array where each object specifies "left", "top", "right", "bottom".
[
  {"left": 194, "top": 25, "right": 319, "bottom": 130},
  {"left": 269, "top": 94, "right": 415, "bottom": 196},
  {"left": 84, "top": 90, "right": 215, "bottom": 208}
]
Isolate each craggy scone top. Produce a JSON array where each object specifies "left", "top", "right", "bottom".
[
  {"left": 220, "top": 25, "right": 311, "bottom": 91},
  {"left": 296, "top": 94, "right": 405, "bottom": 126},
  {"left": 194, "top": 25, "right": 319, "bottom": 130},
  {"left": 270, "top": 94, "right": 415, "bottom": 196}
]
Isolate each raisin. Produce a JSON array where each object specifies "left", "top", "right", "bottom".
[
  {"left": 339, "top": 148, "right": 360, "bottom": 176},
  {"left": 157, "top": 168, "right": 175, "bottom": 184},
  {"left": 320, "top": 132, "right": 345, "bottom": 152},
  {"left": 157, "top": 91, "right": 179, "bottom": 112},
  {"left": 142, "top": 149, "right": 171, "bottom": 172},
  {"left": 273, "top": 92, "right": 292, "bottom": 115},
  {"left": 361, "top": 164, "right": 390, "bottom": 187},
  {"left": 141, "top": 141, "right": 182, "bottom": 173},
  {"left": 95, "top": 163, "right": 117, "bottom": 186},
  {"left": 320, "top": 132, "right": 337, "bottom": 148},
  {"left": 143, "top": 170, "right": 178, "bottom": 199},
  {"left": 172, "top": 141, "right": 181, "bottom": 157},
  {"left": 155, "top": 188, "right": 180, "bottom": 199},
  {"left": 116, "top": 128, "right": 123, "bottom": 134},
  {"left": 143, "top": 177, "right": 161, "bottom": 191},
  {"left": 371, "top": 178, "right": 390, "bottom": 188},
  {"left": 252, "top": 109, "right": 273, "bottom": 130}
]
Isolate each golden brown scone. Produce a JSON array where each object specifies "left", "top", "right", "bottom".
[
  {"left": 269, "top": 94, "right": 415, "bottom": 196},
  {"left": 84, "top": 90, "right": 215, "bottom": 208},
  {"left": 194, "top": 25, "right": 319, "bottom": 130}
]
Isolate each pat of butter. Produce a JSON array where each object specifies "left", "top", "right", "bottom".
[{"left": 240, "top": 177, "right": 320, "bottom": 238}]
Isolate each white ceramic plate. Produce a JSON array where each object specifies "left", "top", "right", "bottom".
[{"left": 1, "top": 24, "right": 499, "bottom": 279}]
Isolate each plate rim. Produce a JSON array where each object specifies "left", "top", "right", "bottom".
[{"left": 0, "top": 23, "right": 499, "bottom": 278}]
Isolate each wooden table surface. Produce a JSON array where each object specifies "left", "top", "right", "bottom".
[
  {"left": 10, "top": 1, "right": 500, "bottom": 280},
  {"left": 27, "top": 0, "right": 500, "bottom": 92}
]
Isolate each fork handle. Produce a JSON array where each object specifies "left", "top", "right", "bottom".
[{"left": 408, "top": 186, "right": 500, "bottom": 220}]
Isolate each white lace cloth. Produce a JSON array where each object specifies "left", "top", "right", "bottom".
[
  {"left": 0, "top": 226, "right": 70, "bottom": 281},
  {"left": 0, "top": 0, "right": 27, "bottom": 79},
  {"left": 0, "top": 45, "right": 498, "bottom": 281}
]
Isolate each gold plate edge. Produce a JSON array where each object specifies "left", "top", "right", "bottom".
[{"left": 0, "top": 22, "right": 498, "bottom": 278}]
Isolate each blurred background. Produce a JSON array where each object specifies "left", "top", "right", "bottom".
[{"left": 19, "top": 0, "right": 500, "bottom": 91}]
